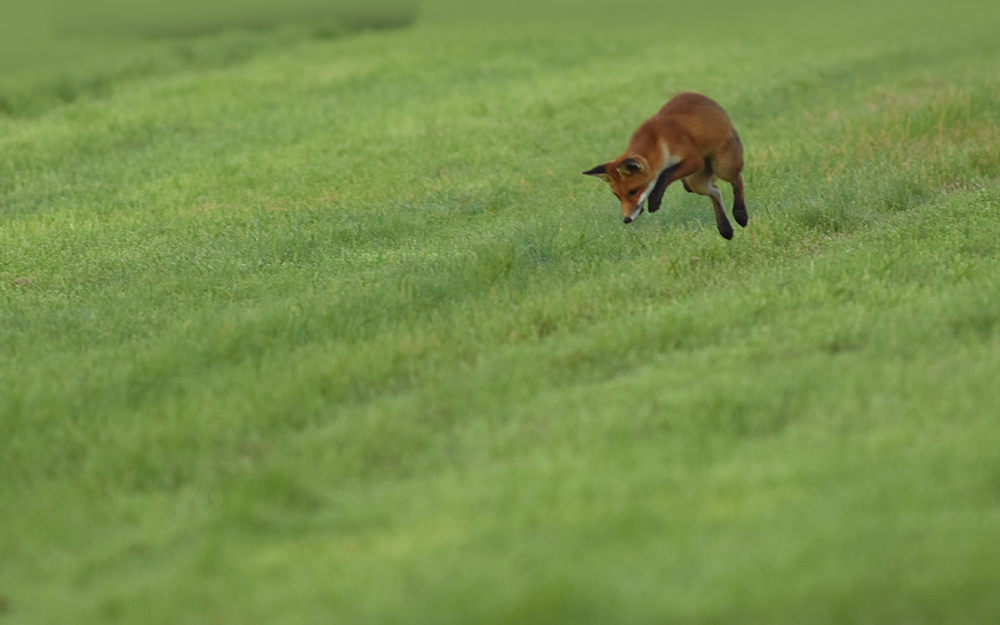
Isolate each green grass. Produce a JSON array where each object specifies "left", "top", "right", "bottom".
[{"left": 3, "top": 1, "right": 1000, "bottom": 622}]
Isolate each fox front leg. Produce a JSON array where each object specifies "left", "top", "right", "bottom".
[{"left": 646, "top": 163, "right": 681, "bottom": 214}]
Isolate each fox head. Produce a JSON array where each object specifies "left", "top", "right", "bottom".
[{"left": 583, "top": 155, "right": 657, "bottom": 223}]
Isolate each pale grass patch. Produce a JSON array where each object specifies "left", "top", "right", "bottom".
[{"left": 836, "top": 82, "right": 1000, "bottom": 182}]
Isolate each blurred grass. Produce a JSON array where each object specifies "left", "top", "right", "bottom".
[
  {"left": 43, "top": 0, "right": 419, "bottom": 36},
  {"left": 0, "top": 0, "right": 418, "bottom": 117},
  {"left": 2, "top": 0, "right": 1000, "bottom": 623}
]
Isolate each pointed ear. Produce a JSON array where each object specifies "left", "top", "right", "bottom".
[
  {"left": 583, "top": 164, "right": 613, "bottom": 183},
  {"left": 617, "top": 158, "right": 645, "bottom": 178}
]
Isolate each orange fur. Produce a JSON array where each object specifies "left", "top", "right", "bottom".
[{"left": 584, "top": 92, "right": 747, "bottom": 239}]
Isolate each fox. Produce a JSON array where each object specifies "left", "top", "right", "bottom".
[{"left": 583, "top": 92, "right": 747, "bottom": 239}]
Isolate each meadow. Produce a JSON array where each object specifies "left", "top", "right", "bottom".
[{"left": 2, "top": 1, "right": 1000, "bottom": 622}]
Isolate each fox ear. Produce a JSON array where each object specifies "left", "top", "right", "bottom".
[
  {"left": 583, "top": 164, "right": 613, "bottom": 183},
  {"left": 617, "top": 158, "right": 645, "bottom": 177}
]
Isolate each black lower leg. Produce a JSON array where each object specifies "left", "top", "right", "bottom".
[
  {"left": 647, "top": 163, "right": 681, "bottom": 213},
  {"left": 732, "top": 202, "right": 748, "bottom": 228},
  {"left": 713, "top": 198, "right": 734, "bottom": 240},
  {"left": 731, "top": 180, "right": 748, "bottom": 227}
]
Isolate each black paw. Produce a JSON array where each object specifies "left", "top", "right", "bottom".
[{"left": 733, "top": 205, "right": 748, "bottom": 228}]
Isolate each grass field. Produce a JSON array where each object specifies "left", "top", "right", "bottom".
[{"left": 3, "top": 1, "right": 1000, "bottom": 622}]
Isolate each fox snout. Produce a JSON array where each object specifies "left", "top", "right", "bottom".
[{"left": 623, "top": 204, "right": 644, "bottom": 224}]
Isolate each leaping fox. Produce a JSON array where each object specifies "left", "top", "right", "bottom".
[{"left": 583, "top": 92, "right": 747, "bottom": 239}]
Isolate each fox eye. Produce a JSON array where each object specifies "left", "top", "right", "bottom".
[{"left": 628, "top": 189, "right": 639, "bottom": 197}]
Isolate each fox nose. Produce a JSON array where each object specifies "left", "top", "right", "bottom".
[{"left": 623, "top": 216, "right": 632, "bottom": 224}]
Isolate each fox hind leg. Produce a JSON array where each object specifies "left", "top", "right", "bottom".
[
  {"left": 714, "top": 132, "right": 748, "bottom": 228},
  {"left": 685, "top": 170, "right": 733, "bottom": 240},
  {"left": 730, "top": 174, "right": 748, "bottom": 227}
]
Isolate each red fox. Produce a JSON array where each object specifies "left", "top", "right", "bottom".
[{"left": 583, "top": 92, "right": 747, "bottom": 239}]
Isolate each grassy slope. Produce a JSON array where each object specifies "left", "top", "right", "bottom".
[{"left": 3, "top": 2, "right": 1000, "bottom": 622}]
